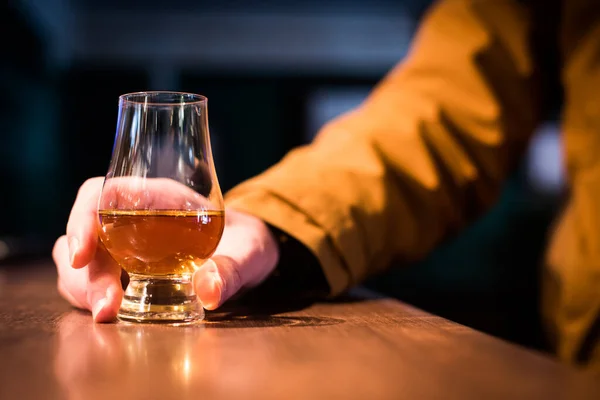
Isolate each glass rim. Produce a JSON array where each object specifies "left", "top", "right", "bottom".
[{"left": 119, "top": 91, "right": 207, "bottom": 106}]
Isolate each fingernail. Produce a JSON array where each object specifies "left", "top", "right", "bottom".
[
  {"left": 91, "top": 287, "right": 113, "bottom": 322},
  {"left": 68, "top": 237, "right": 79, "bottom": 266},
  {"left": 92, "top": 297, "right": 108, "bottom": 321},
  {"left": 195, "top": 271, "right": 222, "bottom": 310}
]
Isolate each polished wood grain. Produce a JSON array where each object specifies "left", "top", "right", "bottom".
[{"left": 0, "top": 261, "right": 598, "bottom": 400}]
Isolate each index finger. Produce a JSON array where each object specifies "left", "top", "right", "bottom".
[
  {"left": 99, "top": 177, "right": 220, "bottom": 210},
  {"left": 66, "top": 177, "right": 104, "bottom": 269}
]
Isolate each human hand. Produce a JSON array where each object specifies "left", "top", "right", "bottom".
[{"left": 53, "top": 177, "right": 280, "bottom": 322}]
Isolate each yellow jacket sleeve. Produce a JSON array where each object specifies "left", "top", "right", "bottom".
[
  {"left": 225, "top": 0, "right": 540, "bottom": 295},
  {"left": 542, "top": 0, "right": 600, "bottom": 367}
]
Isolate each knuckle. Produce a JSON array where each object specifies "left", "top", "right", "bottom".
[
  {"left": 52, "top": 236, "right": 67, "bottom": 263},
  {"left": 56, "top": 279, "right": 66, "bottom": 298},
  {"left": 78, "top": 177, "right": 103, "bottom": 198},
  {"left": 229, "top": 262, "right": 243, "bottom": 294},
  {"left": 56, "top": 279, "right": 71, "bottom": 302}
]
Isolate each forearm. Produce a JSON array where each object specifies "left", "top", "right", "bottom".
[{"left": 226, "top": 0, "right": 540, "bottom": 295}]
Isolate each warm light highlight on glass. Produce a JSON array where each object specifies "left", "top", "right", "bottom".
[{"left": 97, "top": 91, "right": 224, "bottom": 324}]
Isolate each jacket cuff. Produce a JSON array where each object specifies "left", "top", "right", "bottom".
[{"left": 225, "top": 187, "right": 351, "bottom": 296}]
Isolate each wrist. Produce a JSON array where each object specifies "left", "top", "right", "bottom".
[{"left": 262, "top": 224, "right": 330, "bottom": 298}]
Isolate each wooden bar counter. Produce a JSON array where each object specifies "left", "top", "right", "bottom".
[{"left": 0, "top": 261, "right": 598, "bottom": 399}]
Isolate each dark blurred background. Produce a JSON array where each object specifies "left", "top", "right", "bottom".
[{"left": 2, "top": 0, "right": 564, "bottom": 353}]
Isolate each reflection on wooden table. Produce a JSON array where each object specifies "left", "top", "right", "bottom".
[{"left": 1, "top": 262, "right": 599, "bottom": 400}]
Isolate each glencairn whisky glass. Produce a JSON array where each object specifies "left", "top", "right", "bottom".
[{"left": 97, "top": 91, "right": 224, "bottom": 324}]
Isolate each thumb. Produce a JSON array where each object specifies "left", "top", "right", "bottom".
[
  {"left": 193, "top": 256, "right": 242, "bottom": 310},
  {"left": 66, "top": 177, "right": 105, "bottom": 269},
  {"left": 193, "top": 210, "right": 280, "bottom": 310}
]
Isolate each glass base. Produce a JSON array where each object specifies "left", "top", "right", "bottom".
[{"left": 118, "top": 274, "right": 204, "bottom": 325}]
